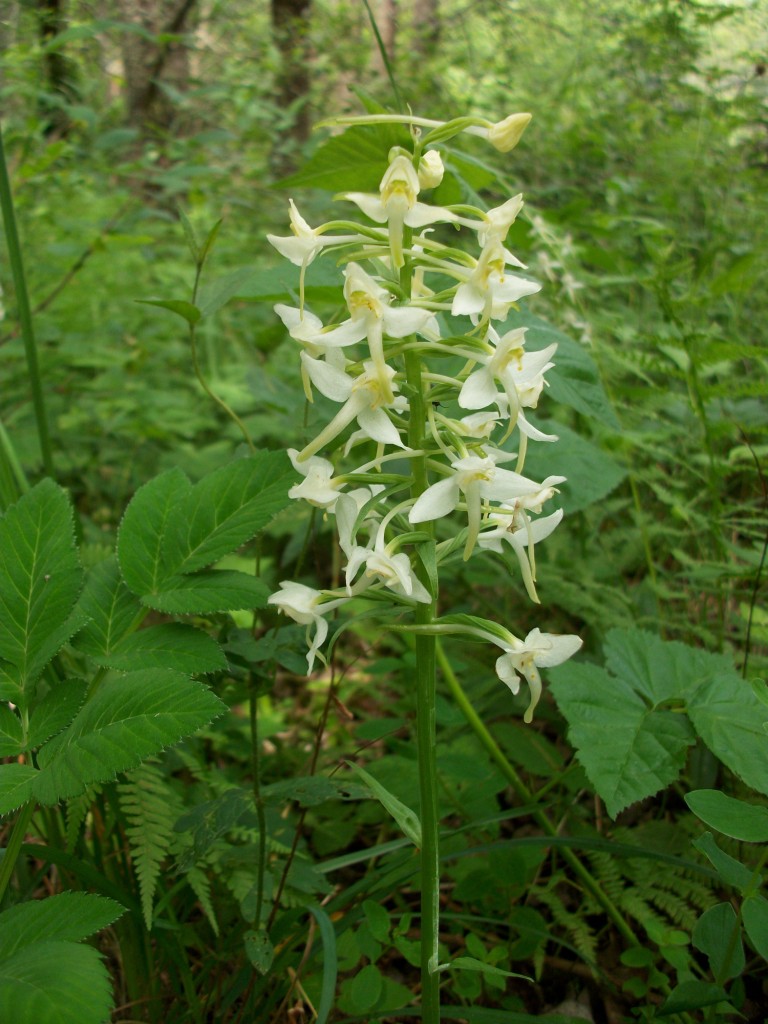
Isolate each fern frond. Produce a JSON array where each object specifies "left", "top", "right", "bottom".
[
  {"left": 186, "top": 866, "right": 219, "bottom": 937},
  {"left": 118, "top": 761, "right": 183, "bottom": 929}
]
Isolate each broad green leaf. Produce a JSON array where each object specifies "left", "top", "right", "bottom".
[
  {"left": 349, "top": 964, "right": 383, "bottom": 1012},
  {"left": 0, "top": 893, "right": 124, "bottom": 957},
  {"left": 0, "top": 939, "right": 113, "bottom": 1024},
  {"left": 0, "top": 763, "right": 37, "bottom": 816},
  {"left": 692, "top": 902, "right": 744, "bottom": 982},
  {"left": 522, "top": 420, "right": 626, "bottom": 514},
  {"left": 138, "top": 298, "right": 201, "bottom": 325},
  {"left": 161, "top": 452, "right": 295, "bottom": 577},
  {"left": 658, "top": 980, "right": 730, "bottom": 1015},
  {"left": 117, "top": 468, "right": 192, "bottom": 597},
  {"left": 514, "top": 312, "right": 619, "bottom": 428},
  {"left": 33, "top": 671, "right": 226, "bottom": 804},
  {"left": 346, "top": 762, "right": 422, "bottom": 847},
  {"left": 27, "top": 680, "right": 87, "bottom": 748},
  {"left": 692, "top": 831, "right": 757, "bottom": 892},
  {"left": 244, "top": 929, "right": 274, "bottom": 974},
  {"left": 363, "top": 900, "right": 391, "bottom": 944},
  {"left": 276, "top": 123, "right": 411, "bottom": 192},
  {"left": 90, "top": 623, "right": 227, "bottom": 674},
  {"left": 0, "top": 704, "right": 23, "bottom": 756},
  {"left": 688, "top": 673, "right": 768, "bottom": 797},
  {"left": 140, "top": 570, "right": 271, "bottom": 614},
  {"left": 742, "top": 895, "right": 768, "bottom": 961},
  {"left": 263, "top": 776, "right": 366, "bottom": 807},
  {"left": 0, "top": 480, "right": 83, "bottom": 700},
  {"left": 549, "top": 662, "right": 695, "bottom": 818},
  {"left": 73, "top": 556, "right": 142, "bottom": 659},
  {"left": 685, "top": 790, "right": 768, "bottom": 842}
]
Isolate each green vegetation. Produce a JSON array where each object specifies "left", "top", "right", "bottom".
[{"left": 0, "top": 1, "right": 767, "bottom": 1021}]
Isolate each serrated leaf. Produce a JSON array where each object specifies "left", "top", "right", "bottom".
[
  {"left": 92, "top": 623, "right": 227, "bottom": 674},
  {"left": 0, "top": 763, "right": 37, "bottom": 816},
  {"left": 73, "top": 556, "right": 143, "bottom": 659},
  {"left": 276, "top": 123, "right": 412, "bottom": 192},
  {"left": 0, "top": 704, "right": 23, "bottom": 756},
  {"left": 27, "top": 680, "right": 87, "bottom": 748},
  {"left": 140, "top": 570, "right": 271, "bottom": 614},
  {"left": 0, "top": 480, "right": 83, "bottom": 700},
  {"left": 117, "top": 468, "right": 192, "bottom": 597},
  {"left": 33, "top": 671, "right": 226, "bottom": 804},
  {"left": 0, "top": 940, "right": 114, "bottom": 1024},
  {"left": 688, "top": 674, "right": 768, "bottom": 797},
  {"left": 161, "top": 452, "right": 295, "bottom": 577},
  {"left": 0, "top": 892, "right": 124, "bottom": 957},
  {"left": 685, "top": 790, "right": 768, "bottom": 842},
  {"left": 549, "top": 661, "right": 696, "bottom": 818}
]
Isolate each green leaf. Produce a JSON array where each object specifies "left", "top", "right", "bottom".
[
  {"left": 0, "top": 704, "right": 23, "bottom": 756},
  {"left": 161, "top": 452, "right": 295, "bottom": 577},
  {"left": 692, "top": 902, "right": 744, "bottom": 982},
  {"left": 685, "top": 790, "right": 768, "bottom": 842},
  {"left": 244, "top": 929, "right": 274, "bottom": 975},
  {"left": 73, "top": 556, "right": 142, "bottom": 659},
  {"left": 349, "top": 964, "right": 383, "bottom": 1012},
  {"left": 33, "top": 671, "right": 226, "bottom": 804},
  {"left": 0, "top": 892, "right": 123, "bottom": 957},
  {"left": 140, "top": 570, "right": 271, "bottom": 614},
  {"left": 692, "top": 831, "right": 757, "bottom": 892},
  {"left": 346, "top": 762, "right": 422, "bottom": 847},
  {"left": 117, "top": 468, "right": 192, "bottom": 597},
  {"left": 363, "top": 899, "right": 391, "bottom": 944},
  {"left": 276, "top": 123, "right": 411, "bottom": 192},
  {"left": 263, "top": 775, "right": 366, "bottom": 807},
  {"left": 27, "top": 680, "right": 87, "bottom": 748},
  {"left": 0, "top": 940, "right": 114, "bottom": 1024},
  {"left": 436, "top": 956, "right": 530, "bottom": 979},
  {"left": 0, "top": 480, "right": 83, "bottom": 700},
  {"left": 138, "top": 298, "right": 201, "bottom": 325},
  {"left": 92, "top": 623, "right": 227, "bottom": 674},
  {"left": 0, "top": 763, "right": 37, "bottom": 816},
  {"left": 658, "top": 980, "right": 730, "bottom": 1015},
  {"left": 688, "top": 673, "right": 768, "bottom": 796},
  {"left": 515, "top": 312, "right": 619, "bottom": 428},
  {"left": 549, "top": 661, "right": 695, "bottom": 818},
  {"left": 742, "top": 895, "right": 768, "bottom": 961}
]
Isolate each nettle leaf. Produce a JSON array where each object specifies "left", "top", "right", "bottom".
[
  {"left": 276, "top": 123, "right": 412, "bottom": 192},
  {"left": 549, "top": 658, "right": 696, "bottom": 818},
  {"left": 32, "top": 671, "right": 226, "bottom": 804},
  {"left": 514, "top": 311, "right": 619, "bottom": 429},
  {"left": 0, "top": 480, "right": 83, "bottom": 702},
  {"left": 0, "top": 704, "right": 23, "bottom": 757},
  {"left": 688, "top": 673, "right": 768, "bottom": 797},
  {"left": 0, "top": 940, "right": 114, "bottom": 1024},
  {"left": 93, "top": 623, "right": 227, "bottom": 674},
  {"left": 27, "top": 680, "right": 87, "bottom": 749},
  {"left": 73, "top": 556, "right": 143, "bottom": 659},
  {"left": 140, "top": 570, "right": 271, "bottom": 614},
  {"left": 0, "top": 892, "right": 123, "bottom": 957}
]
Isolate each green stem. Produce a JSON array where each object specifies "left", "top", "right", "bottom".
[
  {"left": 0, "top": 123, "right": 54, "bottom": 477},
  {"left": 249, "top": 683, "right": 267, "bottom": 932},
  {"left": 0, "top": 800, "right": 36, "bottom": 904},
  {"left": 405, "top": 346, "right": 441, "bottom": 1020},
  {"left": 436, "top": 640, "right": 640, "bottom": 949}
]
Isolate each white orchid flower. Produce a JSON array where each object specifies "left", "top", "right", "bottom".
[
  {"left": 345, "top": 521, "right": 431, "bottom": 604},
  {"left": 478, "top": 507, "right": 563, "bottom": 603},
  {"left": 297, "top": 354, "right": 407, "bottom": 461},
  {"left": 456, "top": 194, "right": 525, "bottom": 246},
  {"left": 452, "top": 241, "right": 541, "bottom": 323},
  {"left": 340, "top": 155, "right": 459, "bottom": 269},
  {"left": 409, "top": 451, "right": 563, "bottom": 560},
  {"left": 267, "top": 199, "right": 361, "bottom": 267},
  {"left": 494, "top": 627, "right": 582, "bottom": 722},
  {"left": 268, "top": 581, "right": 347, "bottom": 673},
  {"left": 287, "top": 449, "right": 344, "bottom": 509}
]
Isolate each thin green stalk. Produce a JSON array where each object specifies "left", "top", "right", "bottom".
[
  {"left": 0, "top": 800, "right": 36, "bottom": 904},
  {"left": 436, "top": 640, "right": 640, "bottom": 949},
  {"left": 0, "top": 124, "right": 54, "bottom": 477},
  {"left": 405, "top": 345, "right": 441, "bottom": 1021},
  {"left": 249, "top": 683, "right": 267, "bottom": 932}
]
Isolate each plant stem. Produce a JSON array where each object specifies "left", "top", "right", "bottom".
[
  {"left": 0, "top": 124, "right": 54, "bottom": 477},
  {"left": 0, "top": 800, "right": 35, "bottom": 904},
  {"left": 405, "top": 346, "right": 441, "bottom": 1021}
]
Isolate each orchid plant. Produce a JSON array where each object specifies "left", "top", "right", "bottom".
[{"left": 267, "top": 111, "right": 582, "bottom": 1019}]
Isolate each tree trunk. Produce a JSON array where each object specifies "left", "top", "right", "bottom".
[
  {"left": 115, "top": 0, "right": 197, "bottom": 137},
  {"left": 270, "top": 0, "right": 312, "bottom": 173},
  {"left": 36, "top": 0, "right": 80, "bottom": 136},
  {"left": 412, "top": 0, "right": 439, "bottom": 58}
]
